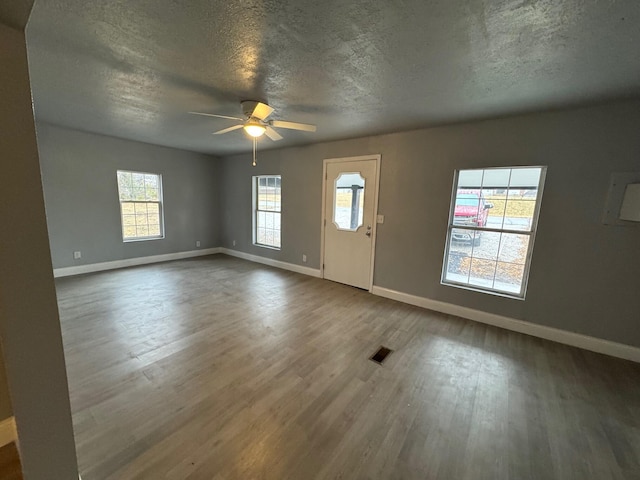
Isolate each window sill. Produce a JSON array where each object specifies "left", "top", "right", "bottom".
[
  {"left": 253, "top": 243, "right": 281, "bottom": 251},
  {"left": 441, "top": 279, "right": 526, "bottom": 300},
  {"left": 123, "top": 236, "right": 165, "bottom": 243}
]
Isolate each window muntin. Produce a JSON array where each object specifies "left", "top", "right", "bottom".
[
  {"left": 254, "top": 175, "right": 281, "bottom": 249},
  {"left": 333, "top": 172, "right": 365, "bottom": 231},
  {"left": 442, "top": 166, "right": 546, "bottom": 299},
  {"left": 117, "top": 170, "right": 164, "bottom": 241}
]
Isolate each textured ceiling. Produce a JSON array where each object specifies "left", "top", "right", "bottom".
[{"left": 26, "top": 0, "right": 640, "bottom": 155}]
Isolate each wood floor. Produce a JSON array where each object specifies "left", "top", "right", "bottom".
[{"left": 55, "top": 255, "right": 640, "bottom": 480}]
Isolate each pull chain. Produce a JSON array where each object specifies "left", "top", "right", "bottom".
[{"left": 252, "top": 137, "right": 257, "bottom": 167}]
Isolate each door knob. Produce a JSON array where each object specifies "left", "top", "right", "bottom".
[{"left": 365, "top": 231, "right": 371, "bottom": 237}]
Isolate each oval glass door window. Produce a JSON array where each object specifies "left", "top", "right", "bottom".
[{"left": 334, "top": 172, "right": 365, "bottom": 230}]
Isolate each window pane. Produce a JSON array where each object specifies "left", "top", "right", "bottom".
[
  {"left": 469, "top": 257, "right": 497, "bottom": 288},
  {"left": 148, "top": 224, "right": 161, "bottom": 236},
  {"left": 132, "top": 173, "right": 145, "bottom": 189},
  {"left": 451, "top": 226, "right": 482, "bottom": 246},
  {"left": 122, "top": 214, "right": 136, "bottom": 226},
  {"left": 118, "top": 184, "right": 133, "bottom": 201},
  {"left": 481, "top": 169, "right": 511, "bottom": 188},
  {"left": 148, "top": 213, "right": 160, "bottom": 225},
  {"left": 265, "top": 212, "right": 274, "bottom": 229},
  {"left": 445, "top": 242, "right": 471, "bottom": 282},
  {"left": 273, "top": 187, "right": 281, "bottom": 212},
  {"left": 117, "top": 171, "right": 133, "bottom": 200},
  {"left": 123, "top": 225, "right": 137, "bottom": 238},
  {"left": 458, "top": 169, "right": 483, "bottom": 187},
  {"left": 495, "top": 262, "right": 525, "bottom": 293},
  {"left": 121, "top": 202, "right": 135, "bottom": 215},
  {"left": 145, "top": 174, "right": 158, "bottom": 188},
  {"left": 134, "top": 203, "right": 147, "bottom": 214},
  {"left": 147, "top": 203, "right": 159, "bottom": 214},
  {"left": 469, "top": 231, "right": 501, "bottom": 260},
  {"left": 509, "top": 168, "right": 542, "bottom": 188},
  {"left": 117, "top": 171, "right": 132, "bottom": 188},
  {"left": 146, "top": 188, "right": 159, "bottom": 201},
  {"left": 265, "top": 229, "right": 274, "bottom": 245},
  {"left": 334, "top": 172, "right": 364, "bottom": 231},
  {"left": 256, "top": 176, "right": 282, "bottom": 213},
  {"left": 453, "top": 190, "right": 482, "bottom": 227},
  {"left": 133, "top": 188, "right": 146, "bottom": 201},
  {"left": 444, "top": 231, "right": 531, "bottom": 294},
  {"left": 501, "top": 199, "right": 535, "bottom": 231},
  {"left": 485, "top": 195, "right": 506, "bottom": 229},
  {"left": 497, "top": 233, "right": 530, "bottom": 264},
  {"left": 137, "top": 225, "right": 149, "bottom": 237}
]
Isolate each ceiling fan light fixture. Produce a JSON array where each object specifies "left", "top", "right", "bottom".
[{"left": 244, "top": 121, "right": 266, "bottom": 138}]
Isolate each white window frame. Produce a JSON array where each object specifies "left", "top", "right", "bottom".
[
  {"left": 117, "top": 170, "right": 165, "bottom": 242},
  {"left": 441, "top": 166, "right": 547, "bottom": 299},
  {"left": 253, "top": 175, "right": 282, "bottom": 250}
]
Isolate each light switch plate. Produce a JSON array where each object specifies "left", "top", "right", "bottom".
[{"left": 377, "top": 214, "right": 384, "bottom": 224}]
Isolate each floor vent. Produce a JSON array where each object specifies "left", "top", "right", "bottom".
[{"left": 370, "top": 346, "right": 393, "bottom": 365}]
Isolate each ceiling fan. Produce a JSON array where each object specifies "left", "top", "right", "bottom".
[
  {"left": 190, "top": 100, "right": 315, "bottom": 139},
  {"left": 189, "top": 101, "right": 316, "bottom": 166}
]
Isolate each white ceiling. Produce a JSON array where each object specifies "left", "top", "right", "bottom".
[{"left": 25, "top": 0, "right": 640, "bottom": 155}]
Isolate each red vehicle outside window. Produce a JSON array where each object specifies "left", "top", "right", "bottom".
[{"left": 452, "top": 190, "right": 493, "bottom": 246}]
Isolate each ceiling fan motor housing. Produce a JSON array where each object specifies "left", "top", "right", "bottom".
[{"left": 241, "top": 100, "right": 261, "bottom": 118}]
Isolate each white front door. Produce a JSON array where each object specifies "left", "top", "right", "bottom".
[{"left": 322, "top": 156, "right": 379, "bottom": 290}]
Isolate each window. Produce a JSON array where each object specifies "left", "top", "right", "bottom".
[
  {"left": 116, "top": 170, "right": 164, "bottom": 241},
  {"left": 254, "top": 175, "right": 281, "bottom": 249},
  {"left": 333, "top": 172, "right": 365, "bottom": 231},
  {"left": 442, "top": 166, "right": 546, "bottom": 299}
]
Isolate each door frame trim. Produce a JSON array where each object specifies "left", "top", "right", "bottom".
[{"left": 320, "top": 154, "right": 381, "bottom": 292}]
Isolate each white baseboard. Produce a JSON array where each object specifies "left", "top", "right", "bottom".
[
  {"left": 53, "top": 248, "right": 222, "bottom": 278},
  {"left": 219, "top": 248, "right": 321, "bottom": 278},
  {"left": 371, "top": 286, "right": 640, "bottom": 363},
  {"left": 0, "top": 416, "right": 17, "bottom": 448}
]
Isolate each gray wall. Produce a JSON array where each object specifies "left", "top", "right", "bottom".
[
  {"left": 220, "top": 145, "right": 325, "bottom": 268},
  {"left": 37, "top": 123, "right": 221, "bottom": 269},
  {"left": 0, "top": 19, "right": 79, "bottom": 479},
  {"left": 220, "top": 100, "right": 640, "bottom": 348}
]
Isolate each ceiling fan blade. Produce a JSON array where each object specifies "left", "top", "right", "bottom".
[
  {"left": 271, "top": 120, "right": 316, "bottom": 132},
  {"left": 251, "top": 102, "right": 275, "bottom": 121},
  {"left": 264, "top": 126, "right": 283, "bottom": 141},
  {"left": 212, "top": 124, "right": 244, "bottom": 135},
  {"left": 189, "top": 111, "right": 244, "bottom": 121}
]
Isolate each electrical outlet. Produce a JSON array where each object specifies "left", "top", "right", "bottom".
[
  {"left": 73, "top": 251, "right": 81, "bottom": 259},
  {"left": 232, "top": 240, "right": 236, "bottom": 247},
  {"left": 196, "top": 240, "right": 201, "bottom": 247},
  {"left": 302, "top": 254, "right": 307, "bottom": 263}
]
